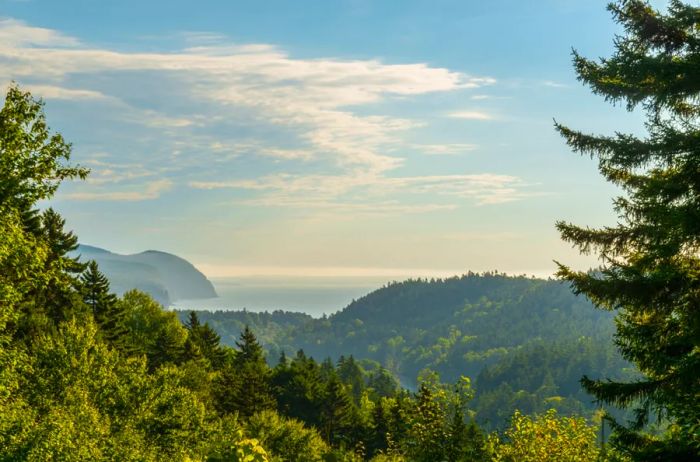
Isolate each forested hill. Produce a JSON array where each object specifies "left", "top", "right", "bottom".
[
  {"left": 74, "top": 244, "right": 217, "bottom": 305},
  {"left": 189, "top": 273, "right": 635, "bottom": 426}
]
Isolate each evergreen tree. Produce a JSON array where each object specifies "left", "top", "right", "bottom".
[
  {"left": 184, "top": 311, "right": 226, "bottom": 368},
  {"left": 446, "top": 409, "right": 487, "bottom": 462},
  {"left": 218, "top": 326, "right": 275, "bottom": 418},
  {"left": 198, "top": 323, "right": 226, "bottom": 368},
  {"left": 367, "top": 399, "right": 390, "bottom": 457},
  {"left": 337, "top": 355, "right": 365, "bottom": 405},
  {"left": 555, "top": 1, "right": 700, "bottom": 458},
  {"left": 272, "top": 349, "right": 324, "bottom": 426},
  {"left": 185, "top": 310, "right": 200, "bottom": 331},
  {"left": 320, "top": 375, "right": 355, "bottom": 447},
  {"left": 148, "top": 326, "right": 185, "bottom": 370},
  {"left": 277, "top": 350, "right": 287, "bottom": 367},
  {"left": 405, "top": 383, "right": 448, "bottom": 461},
  {"left": 80, "top": 261, "right": 127, "bottom": 347},
  {"left": 81, "top": 261, "right": 115, "bottom": 314},
  {"left": 34, "top": 208, "right": 85, "bottom": 323}
]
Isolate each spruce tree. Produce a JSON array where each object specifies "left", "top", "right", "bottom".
[
  {"left": 81, "top": 261, "right": 115, "bottom": 313},
  {"left": 184, "top": 311, "right": 225, "bottom": 368},
  {"left": 272, "top": 349, "right": 324, "bottom": 426},
  {"left": 34, "top": 208, "right": 85, "bottom": 323},
  {"left": 80, "top": 261, "right": 127, "bottom": 347},
  {"left": 148, "top": 326, "right": 185, "bottom": 369},
  {"left": 320, "top": 375, "right": 355, "bottom": 447},
  {"left": 198, "top": 322, "right": 226, "bottom": 368},
  {"left": 337, "top": 355, "right": 365, "bottom": 405},
  {"left": 184, "top": 310, "right": 200, "bottom": 331},
  {"left": 220, "top": 325, "right": 275, "bottom": 417},
  {"left": 556, "top": 1, "right": 700, "bottom": 458}
]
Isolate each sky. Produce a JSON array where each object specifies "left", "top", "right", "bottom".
[{"left": 1, "top": 0, "right": 663, "bottom": 280}]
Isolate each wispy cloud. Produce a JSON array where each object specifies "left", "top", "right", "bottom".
[
  {"left": 0, "top": 18, "right": 538, "bottom": 211},
  {"left": 447, "top": 110, "right": 496, "bottom": 120},
  {"left": 22, "top": 84, "right": 108, "bottom": 100},
  {"left": 0, "top": 18, "right": 487, "bottom": 173},
  {"left": 0, "top": 18, "right": 78, "bottom": 47},
  {"left": 542, "top": 80, "right": 568, "bottom": 89},
  {"left": 190, "top": 171, "right": 533, "bottom": 208},
  {"left": 64, "top": 179, "right": 173, "bottom": 201},
  {"left": 413, "top": 143, "right": 477, "bottom": 155}
]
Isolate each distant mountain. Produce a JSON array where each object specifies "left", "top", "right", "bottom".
[{"left": 73, "top": 244, "right": 217, "bottom": 305}]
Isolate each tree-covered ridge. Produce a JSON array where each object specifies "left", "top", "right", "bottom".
[{"left": 188, "top": 274, "right": 633, "bottom": 428}]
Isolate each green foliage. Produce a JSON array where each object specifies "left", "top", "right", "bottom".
[
  {"left": 320, "top": 375, "right": 357, "bottom": 447},
  {"left": 556, "top": 1, "right": 700, "bottom": 458},
  {"left": 216, "top": 326, "right": 276, "bottom": 417},
  {"left": 0, "top": 84, "right": 88, "bottom": 212},
  {"left": 401, "top": 372, "right": 486, "bottom": 462},
  {"left": 272, "top": 349, "right": 325, "bottom": 426},
  {"left": 0, "top": 209, "right": 48, "bottom": 332},
  {"left": 118, "top": 289, "right": 187, "bottom": 368},
  {"left": 80, "top": 261, "right": 131, "bottom": 348},
  {"left": 246, "top": 410, "right": 330, "bottom": 462},
  {"left": 487, "top": 409, "right": 601, "bottom": 462}
]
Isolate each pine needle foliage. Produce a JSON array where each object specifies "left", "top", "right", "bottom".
[{"left": 555, "top": 1, "right": 700, "bottom": 458}]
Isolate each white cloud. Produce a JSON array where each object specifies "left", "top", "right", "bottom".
[
  {"left": 542, "top": 80, "right": 568, "bottom": 88},
  {"left": 448, "top": 110, "right": 496, "bottom": 120},
  {"left": 190, "top": 171, "right": 533, "bottom": 208},
  {"left": 413, "top": 143, "right": 477, "bottom": 155},
  {"left": 64, "top": 179, "right": 173, "bottom": 201},
  {"left": 23, "top": 84, "right": 108, "bottom": 100},
  {"left": 1, "top": 19, "right": 538, "bottom": 212},
  {"left": 0, "top": 18, "right": 79, "bottom": 48}
]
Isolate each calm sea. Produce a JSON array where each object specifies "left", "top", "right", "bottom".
[{"left": 171, "top": 276, "right": 390, "bottom": 317}]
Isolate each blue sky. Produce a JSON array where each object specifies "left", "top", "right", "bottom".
[{"left": 1, "top": 0, "right": 660, "bottom": 279}]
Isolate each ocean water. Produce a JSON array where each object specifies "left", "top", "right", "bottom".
[{"left": 171, "top": 276, "right": 389, "bottom": 317}]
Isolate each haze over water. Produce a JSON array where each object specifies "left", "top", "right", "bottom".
[
  {"left": 172, "top": 276, "right": 391, "bottom": 317},
  {"left": 172, "top": 268, "right": 556, "bottom": 317}
]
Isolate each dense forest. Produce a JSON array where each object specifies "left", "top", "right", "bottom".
[
  {"left": 183, "top": 274, "right": 635, "bottom": 428},
  {"left": 0, "top": 85, "right": 622, "bottom": 461}
]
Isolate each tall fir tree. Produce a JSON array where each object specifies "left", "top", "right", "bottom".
[
  {"left": 184, "top": 310, "right": 226, "bottom": 368},
  {"left": 148, "top": 326, "right": 185, "bottom": 370},
  {"left": 80, "top": 260, "right": 128, "bottom": 348},
  {"left": 320, "top": 375, "right": 356, "bottom": 447},
  {"left": 555, "top": 1, "right": 700, "bottom": 459},
  {"left": 216, "top": 325, "right": 274, "bottom": 417},
  {"left": 34, "top": 208, "right": 86, "bottom": 323},
  {"left": 272, "top": 349, "right": 325, "bottom": 427},
  {"left": 337, "top": 355, "right": 365, "bottom": 405}
]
